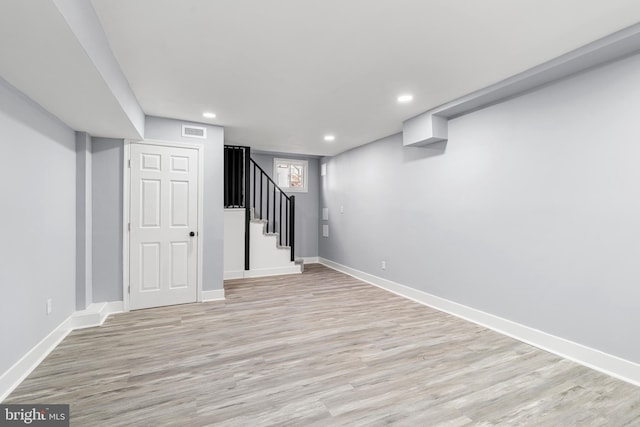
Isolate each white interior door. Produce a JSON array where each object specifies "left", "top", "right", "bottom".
[{"left": 129, "top": 143, "right": 199, "bottom": 310}]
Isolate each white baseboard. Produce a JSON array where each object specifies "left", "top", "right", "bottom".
[
  {"left": 68, "top": 302, "right": 124, "bottom": 330},
  {"left": 0, "top": 301, "right": 123, "bottom": 402},
  {"left": 223, "top": 270, "right": 244, "bottom": 280},
  {"left": 0, "top": 317, "right": 72, "bottom": 402},
  {"left": 319, "top": 257, "right": 640, "bottom": 387},
  {"left": 243, "top": 265, "right": 302, "bottom": 278},
  {"left": 202, "top": 289, "right": 225, "bottom": 302},
  {"left": 224, "top": 259, "right": 313, "bottom": 281},
  {"left": 225, "top": 265, "right": 303, "bottom": 280}
]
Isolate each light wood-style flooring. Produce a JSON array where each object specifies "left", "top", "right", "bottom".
[{"left": 6, "top": 264, "right": 640, "bottom": 426}]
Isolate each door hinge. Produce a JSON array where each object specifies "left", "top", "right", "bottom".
[
  {"left": 128, "top": 159, "right": 131, "bottom": 168},
  {"left": 128, "top": 285, "right": 130, "bottom": 294},
  {"left": 128, "top": 223, "right": 131, "bottom": 231}
]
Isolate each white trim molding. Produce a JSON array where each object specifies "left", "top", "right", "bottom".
[
  {"left": 224, "top": 266, "right": 303, "bottom": 280},
  {"left": 122, "top": 141, "right": 131, "bottom": 311},
  {"left": 319, "top": 257, "right": 640, "bottom": 387},
  {"left": 0, "top": 319, "right": 71, "bottom": 402},
  {"left": 67, "top": 302, "right": 124, "bottom": 330},
  {"left": 0, "top": 302, "right": 123, "bottom": 402},
  {"left": 201, "top": 289, "right": 225, "bottom": 302},
  {"left": 243, "top": 265, "right": 302, "bottom": 278},
  {"left": 302, "top": 256, "right": 320, "bottom": 264},
  {"left": 223, "top": 270, "right": 244, "bottom": 280}
]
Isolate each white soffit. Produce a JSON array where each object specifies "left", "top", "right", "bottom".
[
  {"left": 403, "top": 22, "right": 640, "bottom": 147},
  {"left": 0, "top": 0, "right": 142, "bottom": 139}
]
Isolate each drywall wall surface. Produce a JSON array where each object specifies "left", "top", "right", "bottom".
[
  {"left": 320, "top": 53, "right": 640, "bottom": 362},
  {"left": 92, "top": 137, "right": 124, "bottom": 302},
  {"left": 144, "top": 116, "right": 224, "bottom": 291},
  {"left": 0, "top": 77, "right": 76, "bottom": 375},
  {"left": 224, "top": 209, "right": 245, "bottom": 276},
  {"left": 251, "top": 152, "right": 320, "bottom": 258}
]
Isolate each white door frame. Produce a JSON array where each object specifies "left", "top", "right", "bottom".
[{"left": 123, "top": 139, "right": 205, "bottom": 312}]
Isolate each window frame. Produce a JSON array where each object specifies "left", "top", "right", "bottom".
[{"left": 273, "top": 158, "right": 309, "bottom": 193}]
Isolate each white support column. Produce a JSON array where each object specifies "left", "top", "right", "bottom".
[{"left": 75, "top": 132, "right": 92, "bottom": 310}]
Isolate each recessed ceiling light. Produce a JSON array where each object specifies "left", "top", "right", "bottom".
[
  {"left": 324, "top": 135, "right": 335, "bottom": 142},
  {"left": 202, "top": 112, "right": 216, "bottom": 119},
  {"left": 397, "top": 94, "right": 414, "bottom": 103}
]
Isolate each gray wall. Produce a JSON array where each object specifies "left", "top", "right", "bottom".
[
  {"left": 76, "top": 132, "right": 92, "bottom": 310},
  {"left": 252, "top": 152, "right": 320, "bottom": 258},
  {"left": 89, "top": 116, "right": 225, "bottom": 301},
  {"left": 320, "top": 53, "right": 640, "bottom": 363},
  {"left": 0, "top": 77, "right": 76, "bottom": 374},
  {"left": 145, "top": 116, "right": 225, "bottom": 291},
  {"left": 92, "top": 137, "right": 123, "bottom": 302}
]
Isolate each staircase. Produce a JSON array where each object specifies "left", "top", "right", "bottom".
[
  {"left": 249, "top": 216, "right": 303, "bottom": 276},
  {"left": 223, "top": 145, "right": 303, "bottom": 279}
]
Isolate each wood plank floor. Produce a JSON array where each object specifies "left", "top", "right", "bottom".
[{"left": 5, "top": 264, "right": 640, "bottom": 426}]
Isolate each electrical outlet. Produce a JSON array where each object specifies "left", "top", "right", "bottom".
[
  {"left": 340, "top": 205, "right": 344, "bottom": 214},
  {"left": 381, "top": 261, "right": 386, "bottom": 270},
  {"left": 46, "top": 298, "right": 52, "bottom": 315}
]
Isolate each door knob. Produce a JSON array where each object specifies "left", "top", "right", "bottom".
[{"left": 189, "top": 231, "right": 196, "bottom": 237}]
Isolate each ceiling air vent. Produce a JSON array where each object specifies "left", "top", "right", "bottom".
[{"left": 182, "top": 124, "right": 207, "bottom": 139}]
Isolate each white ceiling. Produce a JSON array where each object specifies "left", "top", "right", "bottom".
[{"left": 3, "top": 1, "right": 640, "bottom": 156}]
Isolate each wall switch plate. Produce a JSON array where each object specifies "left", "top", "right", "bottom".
[
  {"left": 381, "top": 261, "right": 386, "bottom": 270},
  {"left": 322, "top": 224, "right": 329, "bottom": 237},
  {"left": 322, "top": 207, "right": 329, "bottom": 221},
  {"left": 46, "top": 298, "right": 52, "bottom": 315},
  {"left": 340, "top": 205, "right": 344, "bottom": 214}
]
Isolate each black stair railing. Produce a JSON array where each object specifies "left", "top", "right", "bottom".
[
  {"left": 224, "top": 145, "right": 248, "bottom": 208},
  {"left": 224, "top": 145, "right": 296, "bottom": 268},
  {"left": 251, "top": 160, "right": 295, "bottom": 261},
  {"left": 224, "top": 145, "right": 251, "bottom": 269}
]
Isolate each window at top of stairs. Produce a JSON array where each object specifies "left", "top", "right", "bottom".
[{"left": 274, "top": 158, "right": 308, "bottom": 193}]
